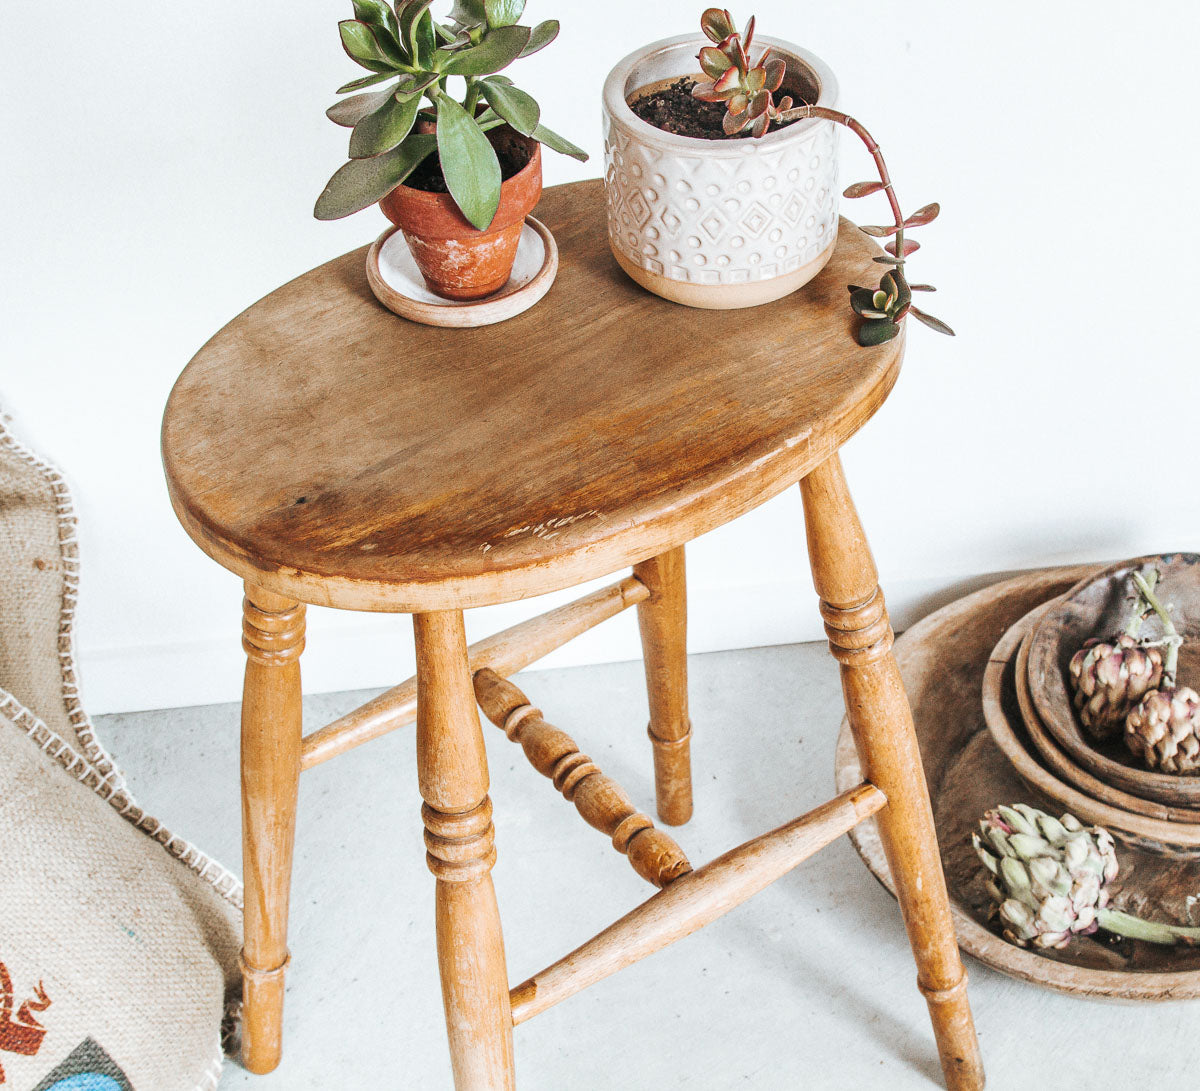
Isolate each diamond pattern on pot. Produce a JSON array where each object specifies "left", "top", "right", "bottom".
[{"left": 603, "top": 119, "right": 839, "bottom": 286}]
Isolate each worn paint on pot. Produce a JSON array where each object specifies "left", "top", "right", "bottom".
[
  {"left": 602, "top": 35, "right": 840, "bottom": 309},
  {"left": 379, "top": 132, "right": 542, "bottom": 301}
]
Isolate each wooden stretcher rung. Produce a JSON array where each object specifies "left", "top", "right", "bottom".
[
  {"left": 473, "top": 668, "right": 693, "bottom": 888},
  {"left": 508, "top": 782, "right": 887, "bottom": 1025},
  {"left": 299, "top": 575, "right": 649, "bottom": 770}
]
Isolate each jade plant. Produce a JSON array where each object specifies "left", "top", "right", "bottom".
[
  {"left": 314, "top": 1, "right": 587, "bottom": 230},
  {"left": 694, "top": 8, "right": 954, "bottom": 346},
  {"left": 692, "top": 10, "right": 792, "bottom": 136}
]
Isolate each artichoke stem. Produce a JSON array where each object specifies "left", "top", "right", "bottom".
[
  {"left": 1123, "top": 568, "right": 1158, "bottom": 636},
  {"left": 1132, "top": 570, "right": 1182, "bottom": 681},
  {"left": 1098, "top": 907, "right": 1200, "bottom": 945}
]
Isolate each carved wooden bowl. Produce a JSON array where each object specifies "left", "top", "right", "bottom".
[
  {"left": 1026, "top": 554, "right": 1200, "bottom": 808},
  {"left": 836, "top": 565, "right": 1200, "bottom": 999},
  {"left": 1013, "top": 613, "right": 1200, "bottom": 824}
]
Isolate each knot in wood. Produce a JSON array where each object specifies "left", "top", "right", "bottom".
[
  {"left": 241, "top": 599, "right": 305, "bottom": 664},
  {"left": 422, "top": 799, "right": 496, "bottom": 882}
]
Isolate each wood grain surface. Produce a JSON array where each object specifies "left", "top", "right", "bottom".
[{"left": 162, "top": 180, "right": 903, "bottom": 613}]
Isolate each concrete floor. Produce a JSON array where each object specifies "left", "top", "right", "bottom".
[{"left": 97, "top": 643, "right": 1197, "bottom": 1089}]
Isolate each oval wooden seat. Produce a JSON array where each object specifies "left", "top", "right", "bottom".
[{"left": 162, "top": 179, "right": 902, "bottom": 612}]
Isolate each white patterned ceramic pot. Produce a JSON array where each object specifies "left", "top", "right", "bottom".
[{"left": 603, "top": 34, "right": 839, "bottom": 310}]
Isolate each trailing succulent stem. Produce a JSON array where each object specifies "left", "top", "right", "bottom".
[
  {"left": 695, "top": 9, "right": 952, "bottom": 346},
  {"left": 315, "top": 0, "right": 587, "bottom": 230}
]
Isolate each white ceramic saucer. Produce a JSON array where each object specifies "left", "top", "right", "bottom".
[{"left": 365, "top": 216, "right": 557, "bottom": 328}]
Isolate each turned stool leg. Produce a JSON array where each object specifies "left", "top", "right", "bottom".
[
  {"left": 634, "top": 546, "right": 693, "bottom": 826},
  {"left": 414, "top": 611, "right": 515, "bottom": 1091},
  {"left": 239, "top": 583, "right": 305, "bottom": 1074},
  {"left": 799, "top": 455, "right": 984, "bottom": 1091}
]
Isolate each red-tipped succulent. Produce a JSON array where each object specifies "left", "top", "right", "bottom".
[
  {"left": 688, "top": 8, "right": 954, "bottom": 346},
  {"left": 692, "top": 8, "right": 792, "bottom": 137}
]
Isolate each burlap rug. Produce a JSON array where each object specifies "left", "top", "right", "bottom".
[{"left": 0, "top": 411, "right": 243, "bottom": 1089}]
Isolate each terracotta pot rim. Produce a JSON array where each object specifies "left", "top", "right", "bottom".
[{"left": 381, "top": 136, "right": 542, "bottom": 238}]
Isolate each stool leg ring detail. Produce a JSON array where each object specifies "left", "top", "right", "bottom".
[
  {"left": 799, "top": 455, "right": 985, "bottom": 1091},
  {"left": 415, "top": 611, "right": 516, "bottom": 1091},
  {"left": 239, "top": 584, "right": 305, "bottom": 1074},
  {"left": 634, "top": 546, "right": 693, "bottom": 826}
]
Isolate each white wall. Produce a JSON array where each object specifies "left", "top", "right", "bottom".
[{"left": 2, "top": 1, "right": 1198, "bottom": 714}]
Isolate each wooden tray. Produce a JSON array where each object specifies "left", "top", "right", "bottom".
[
  {"left": 1013, "top": 611, "right": 1200, "bottom": 824},
  {"left": 1025, "top": 554, "right": 1200, "bottom": 807},
  {"left": 835, "top": 565, "right": 1200, "bottom": 1000}
]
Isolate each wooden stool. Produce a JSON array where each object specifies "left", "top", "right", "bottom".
[{"left": 162, "top": 180, "right": 983, "bottom": 1089}]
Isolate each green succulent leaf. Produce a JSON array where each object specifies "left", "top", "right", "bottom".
[
  {"left": 484, "top": 0, "right": 526, "bottom": 27},
  {"left": 699, "top": 46, "right": 733, "bottom": 79},
  {"left": 327, "top": 85, "right": 395, "bottom": 127},
  {"left": 313, "top": 134, "right": 437, "bottom": 220},
  {"left": 349, "top": 88, "right": 422, "bottom": 158},
  {"left": 339, "top": 20, "right": 399, "bottom": 72},
  {"left": 856, "top": 318, "right": 901, "bottom": 347},
  {"left": 479, "top": 77, "right": 540, "bottom": 135},
  {"left": 337, "top": 70, "right": 395, "bottom": 93},
  {"left": 858, "top": 224, "right": 898, "bottom": 238},
  {"left": 519, "top": 19, "right": 560, "bottom": 57},
  {"left": 849, "top": 288, "right": 880, "bottom": 316},
  {"left": 399, "top": 0, "right": 436, "bottom": 64},
  {"left": 447, "top": 0, "right": 487, "bottom": 27},
  {"left": 747, "top": 89, "right": 770, "bottom": 120},
  {"left": 352, "top": 0, "right": 399, "bottom": 40},
  {"left": 395, "top": 70, "right": 439, "bottom": 98},
  {"left": 440, "top": 24, "right": 531, "bottom": 74},
  {"left": 701, "top": 8, "right": 736, "bottom": 43},
  {"left": 872, "top": 255, "right": 904, "bottom": 265},
  {"left": 909, "top": 283, "right": 937, "bottom": 292},
  {"left": 532, "top": 122, "right": 588, "bottom": 162},
  {"left": 910, "top": 306, "right": 956, "bottom": 336},
  {"left": 763, "top": 56, "right": 785, "bottom": 92},
  {"left": 436, "top": 93, "right": 502, "bottom": 230}
]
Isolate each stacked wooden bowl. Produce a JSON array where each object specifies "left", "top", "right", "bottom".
[{"left": 982, "top": 553, "right": 1200, "bottom": 856}]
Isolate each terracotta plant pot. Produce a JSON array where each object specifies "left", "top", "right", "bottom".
[
  {"left": 602, "top": 35, "right": 840, "bottom": 310},
  {"left": 379, "top": 129, "right": 542, "bottom": 301}
]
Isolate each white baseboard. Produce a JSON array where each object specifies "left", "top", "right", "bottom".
[{"left": 79, "top": 568, "right": 1028, "bottom": 715}]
